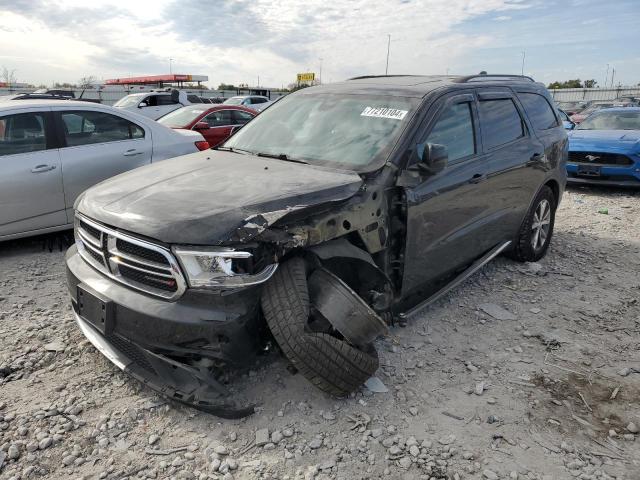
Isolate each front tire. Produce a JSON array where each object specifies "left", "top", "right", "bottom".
[
  {"left": 261, "top": 257, "right": 379, "bottom": 396},
  {"left": 507, "top": 185, "right": 556, "bottom": 262}
]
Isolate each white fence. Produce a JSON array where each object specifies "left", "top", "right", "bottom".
[
  {"left": 548, "top": 87, "right": 640, "bottom": 102},
  {"left": 0, "top": 87, "right": 286, "bottom": 105}
]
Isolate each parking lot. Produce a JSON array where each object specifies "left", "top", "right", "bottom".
[{"left": 0, "top": 185, "right": 638, "bottom": 480}]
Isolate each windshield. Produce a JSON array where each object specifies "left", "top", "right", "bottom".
[
  {"left": 158, "top": 106, "right": 208, "bottom": 127},
  {"left": 224, "top": 92, "right": 418, "bottom": 170},
  {"left": 114, "top": 95, "right": 145, "bottom": 107},
  {"left": 582, "top": 103, "right": 613, "bottom": 115},
  {"left": 223, "top": 97, "right": 244, "bottom": 105},
  {"left": 577, "top": 110, "right": 640, "bottom": 130}
]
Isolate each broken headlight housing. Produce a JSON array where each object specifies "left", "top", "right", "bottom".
[{"left": 173, "top": 247, "right": 278, "bottom": 289}]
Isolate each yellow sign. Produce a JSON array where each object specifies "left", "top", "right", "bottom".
[{"left": 297, "top": 72, "right": 315, "bottom": 83}]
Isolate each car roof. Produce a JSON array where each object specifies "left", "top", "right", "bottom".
[
  {"left": 590, "top": 106, "right": 640, "bottom": 113},
  {"left": 303, "top": 74, "right": 546, "bottom": 98},
  {"left": 0, "top": 99, "right": 115, "bottom": 109}
]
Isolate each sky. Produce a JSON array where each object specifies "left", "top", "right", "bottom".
[{"left": 0, "top": 0, "right": 638, "bottom": 88}]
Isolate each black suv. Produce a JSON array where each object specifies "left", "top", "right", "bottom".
[{"left": 66, "top": 74, "right": 567, "bottom": 417}]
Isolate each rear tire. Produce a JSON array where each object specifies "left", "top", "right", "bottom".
[
  {"left": 507, "top": 185, "right": 556, "bottom": 262},
  {"left": 261, "top": 257, "right": 379, "bottom": 396}
]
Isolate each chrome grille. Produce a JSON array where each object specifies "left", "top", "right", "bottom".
[{"left": 74, "top": 215, "right": 186, "bottom": 300}]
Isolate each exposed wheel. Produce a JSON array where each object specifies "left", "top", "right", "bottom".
[
  {"left": 507, "top": 185, "right": 556, "bottom": 262},
  {"left": 261, "top": 257, "right": 379, "bottom": 396}
]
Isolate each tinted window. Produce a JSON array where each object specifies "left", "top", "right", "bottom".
[
  {"left": 251, "top": 97, "right": 267, "bottom": 104},
  {"left": 232, "top": 110, "right": 254, "bottom": 124},
  {"left": 519, "top": 93, "right": 558, "bottom": 130},
  {"left": 157, "top": 95, "right": 177, "bottom": 106},
  {"left": 425, "top": 102, "right": 475, "bottom": 161},
  {"left": 0, "top": 113, "right": 47, "bottom": 156},
  {"left": 61, "top": 111, "right": 144, "bottom": 147},
  {"left": 479, "top": 99, "right": 524, "bottom": 149},
  {"left": 204, "top": 110, "right": 234, "bottom": 127}
]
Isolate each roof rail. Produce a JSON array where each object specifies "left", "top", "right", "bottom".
[
  {"left": 348, "top": 75, "right": 423, "bottom": 80},
  {"left": 456, "top": 74, "right": 535, "bottom": 83}
]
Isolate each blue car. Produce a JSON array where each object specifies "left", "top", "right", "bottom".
[{"left": 567, "top": 107, "right": 640, "bottom": 186}]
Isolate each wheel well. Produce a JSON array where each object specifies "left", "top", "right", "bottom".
[{"left": 544, "top": 179, "right": 559, "bottom": 205}]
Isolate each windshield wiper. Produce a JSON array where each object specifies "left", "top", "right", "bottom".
[
  {"left": 214, "top": 146, "right": 253, "bottom": 155},
  {"left": 255, "top": 152, "right": 309, "bottom": 164}
]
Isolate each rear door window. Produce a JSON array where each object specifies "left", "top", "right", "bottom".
[
  {"left": 61, "top": 111, "right": 145, "bottom": 147},
  {"left": 425, "top": 102, "right": 475, "bottom": 162},
  {"left": 519, "top": 93, "right": 559, "bottom": 130},
  {"left": 204, "top": 110, "right": 234, "bottom": 127},
  {"left": 478, "top": 99, "right": 524, "bottom": 149},
  {"left": 157, "top": 95, "right": 177, "bottom": 106},
  {"left": 0, "top": 112, "right": 48, "bottom": 156}
]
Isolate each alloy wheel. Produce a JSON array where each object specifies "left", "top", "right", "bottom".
[{"left": 531, "top": 199, "right": 551, "bottom": 251}]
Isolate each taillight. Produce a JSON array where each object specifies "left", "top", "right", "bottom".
[{"left": 195, "top": 141, "right": 210, "bottom": 151}]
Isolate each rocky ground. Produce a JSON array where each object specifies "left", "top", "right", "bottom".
[{"left": 1, "top": 186, "right": 639, "bottom": 480}]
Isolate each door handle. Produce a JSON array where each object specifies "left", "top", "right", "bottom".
[
  {"left": 123, "top": 149, "right": 143, "bottom": 157},
  {"left": 470, "top": 173, "right": 486, "bottom": 184},
  {"left": 31, "top": 164, "right": 56, "bottom": 173}
]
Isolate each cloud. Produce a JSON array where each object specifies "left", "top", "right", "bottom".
[{"left": 1, "top": 0, "right": 637, "bottom": 88}]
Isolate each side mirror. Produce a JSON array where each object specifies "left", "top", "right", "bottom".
[
  {"left": 193, "top": 122, "right": 210, "bottom": 131},
  {"left": 138, "top": 102, "right": 147, "bottom": 108},
  {"left": 410, "top": 143, "right": 448, "bottom": 175}
]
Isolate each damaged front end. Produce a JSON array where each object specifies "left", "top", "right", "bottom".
[{"left": 68, "top": 152, "right": 402, "bottom": 415}]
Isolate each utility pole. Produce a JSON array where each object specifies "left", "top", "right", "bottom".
[
  {"left": 169, "top": 58, "right": 173, "bottom": 75},
  {"left": 610, "top": 68, "right": 615, "bottom": 88},
  {"left": 521, "top": 51, "right": 525, "bottom": 76},
  {"left": 385, "top": 34, "right": 391, "bottom": 75}
]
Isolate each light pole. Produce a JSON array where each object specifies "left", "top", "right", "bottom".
[
  {"left": 385, "top": 34, "right": 391, "bottom": 75},
  {"left": 169, "top": 58, "right": 173, "bottom": 75},
  {"left": 604, "top": 63, "right": 609, "bottom": 89},
  {"left": 521, "top": 51, "right": 525, "bottom": 76}
]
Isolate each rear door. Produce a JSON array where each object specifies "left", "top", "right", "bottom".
[
  {"left": 402, "top": 91, "right": 492, "bottom": 295},
  {"left": 0, "top": 109, "right": 67, "bottom": 238},
  {"left": 515, "top": 89, "right": 568, "bottom": 174},
  {"left": 475, "top": 88, "right": 545, "bottom": 244},
  {"left": 54, "top": 108, "right": 152, "bottom": 219}
]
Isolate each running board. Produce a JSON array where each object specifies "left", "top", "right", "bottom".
[{"left": 398, "top": 240, "right": 512, "bottom": 320}]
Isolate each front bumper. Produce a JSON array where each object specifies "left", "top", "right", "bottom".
[
  {"left": 66, "top": 245, "right": 262, "bottom": 417},
  {"left": 566, "top": 162, "right": 640, "bottom": 187}
]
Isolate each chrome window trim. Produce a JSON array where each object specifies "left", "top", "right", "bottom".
[{"left": 75, "top": 214, "right": 187, "bottom": 301}]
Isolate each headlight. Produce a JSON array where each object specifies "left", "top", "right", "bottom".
[{"left": 173, "top": 247, "right": 278, "bottom": 289}]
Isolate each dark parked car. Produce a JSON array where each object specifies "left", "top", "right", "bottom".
[
  {"left": 157, "top": 104, "right": 256, "bottom": 147},
  {"left": 66, "top": 74, "right": 567, "bottom": 417}
]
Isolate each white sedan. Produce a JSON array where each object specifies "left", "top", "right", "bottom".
[{"left": 0, "top": 100, "right": 208, "bottom": 241}]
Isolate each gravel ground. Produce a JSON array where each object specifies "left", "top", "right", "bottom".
[{"left": 1, "top": 186, "right": 639, "bottom": 480}]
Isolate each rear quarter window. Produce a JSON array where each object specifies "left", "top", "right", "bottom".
[
  {"left": 518, "top": 92, "right": 559, "bottom": 130},
  {"left": 478, "top": 99, "right": 524, "bottom": 149}
]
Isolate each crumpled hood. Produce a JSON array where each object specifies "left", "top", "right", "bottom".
[
  {"left": 76, "top": 150, "right": 363, "bottom": 245},
  {"left": 569, "top": 129, "right": 640, "bottom": 154}
]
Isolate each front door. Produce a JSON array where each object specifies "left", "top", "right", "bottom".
[
  {"left": 55, "top": 109, "right": 153, "bottom": 220},
  {"left": 0, "top": 110, "right": 67, "bottom": 238},
  {"left": 200, "top": 109, "right": 236, "bottom": 147},
  {"left": 401, "top": 92, "right": 493, "bottom": 297}
]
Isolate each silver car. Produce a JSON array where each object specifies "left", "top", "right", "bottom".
[{"left": 0, "top": 100, "right": 207, "bottom": 241}]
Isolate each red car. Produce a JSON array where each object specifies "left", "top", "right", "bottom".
[{"left": 157, "top": 105, "right": 256, "bottom": 147}]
